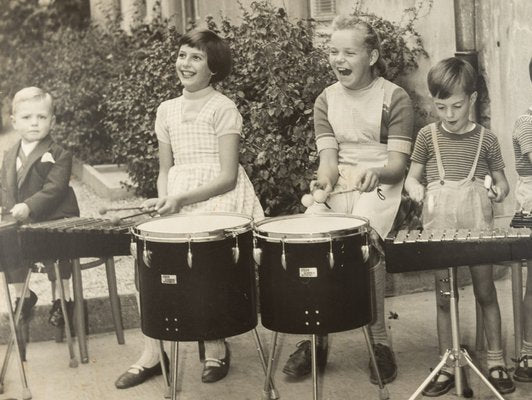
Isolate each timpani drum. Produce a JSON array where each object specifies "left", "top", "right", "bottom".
[
  {"left": 254, "top": 214, "right": 371, "bottom": 335},
  {"left": 131, "top": 213, "right": 257, "bottom": 341}
]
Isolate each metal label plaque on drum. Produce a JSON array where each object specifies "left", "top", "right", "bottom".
[
  {"left": 299, "top": 267, "right": 318, "bottom": 278},
  {"left": 161, "top": 274, "right": 177, "bottom": 285}
]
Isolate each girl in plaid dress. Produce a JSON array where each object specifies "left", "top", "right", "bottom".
[{"left": 115, "top": 29, "right": 263, "bottom": 389}]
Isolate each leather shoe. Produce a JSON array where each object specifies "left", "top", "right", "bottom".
[
  {"left": 201, "top": 342, "right": 230, "bottom": 383},
  {"left": 369, "top": 343, "right": 397, "bottom": 384},
  {"left": 115, "top": 352, "right": 169, "bottom": 389},
  {"left": 282, "top": 337, "right": 328, "bottom": 378},
  {"left": 488, "top": 366, "right": 515, "bottom": 394},
  {"left": 422, "top": 370, "right": 455, "bottom": 397},
  {"left": 514, "top": 355, "right": 532, "bottom": 382}
]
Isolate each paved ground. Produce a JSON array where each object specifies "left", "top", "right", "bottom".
[{"left": 1, "top": 271, "right": 530, "bottom": 400}]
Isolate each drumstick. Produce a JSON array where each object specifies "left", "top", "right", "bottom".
[
  {"left": 99, "top": 205, "right": 143, "bottom": 215},
  {"left": 110, "top": 210, "right": 154, "bottom": 226}
]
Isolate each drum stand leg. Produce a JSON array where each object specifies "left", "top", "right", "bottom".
[
  {"left": 0, "top": 270, "right": 31, "bottom": 385},
  {"left": 0, "top": 271, "right": 32, "bottom": 400},
  {"left": 251, "top": 329, "right": 279, "bottom": 400},
  {"left": 168, "top": 341, "right": 179, "bottom": 400},
  {"left": 263, "top": 331, "right": 279, "bottom": 400},
  {"left": 54, "top": 262, "right": 78, "bottom": 368},
  {"left": 511, "top": 260, "right": 524, "bottom": 367},
  {"left": 311, "top": 334, "right": 319, "bottom": 400},
  {"left": 362, "top": 326, "right": 390, "bottom": 400},
  {"left": 72, "top": 259, "right": 89, "bottom": 363},
  {"left": 408, "top": 267, "right": 505, "bottom": 400}
]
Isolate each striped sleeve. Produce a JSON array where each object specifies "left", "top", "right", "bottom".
[
  {"left": 314, "top": 90, "right": 338, "bottom": 152},
  {"left": 515, "top": 115, "right": 532, "bottom": 155},
  {"left": 155, "top": 101, "right": 170, "bottom": 144},
  {"left": 485, "top": 130, "right": 505, "bottom": 171},
  {"left": 386, "top": 86, "right": 414, "bottom": 155},
  {"left": 410, "top": 126, "right": 431, "bottom": 165}
]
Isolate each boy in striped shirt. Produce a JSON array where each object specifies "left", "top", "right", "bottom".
[
  {"left": 405, "top": 57, "right": 513, "bottom": 396},
  {"left": 512, "top": 56, "right": 532, "bottom": 383}
]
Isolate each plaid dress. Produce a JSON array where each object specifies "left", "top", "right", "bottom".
[{"left": 155, "top": 90, "right": 263, "bottom": 219}]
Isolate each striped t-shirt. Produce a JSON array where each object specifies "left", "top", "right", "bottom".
[
  {"left": 512, "top": 108, "right": 532, "bottom": 176},
  {"left": 411, "top": 122, "right": 505, "bottom": 183}
]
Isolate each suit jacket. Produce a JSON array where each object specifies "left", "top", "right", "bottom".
[{"left": 0, "top": 135, "right": 79, "bottom": 222}]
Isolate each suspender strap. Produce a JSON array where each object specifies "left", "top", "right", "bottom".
[
  {"left": 429, "top": 123, "right": 445, "bottom": 181},
  {"left": 467, "top": 126, "right": 485, "bottom": 181}
]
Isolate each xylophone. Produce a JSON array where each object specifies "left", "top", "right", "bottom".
[
  {"left": 0, "top": 220, "right": 20, "bottom": 271},
  {"left": 18, "top": 216, "right": 149, "bottom": 260},
  {"left": 384, "top": 227, "right": 532, "bottom": 273}
]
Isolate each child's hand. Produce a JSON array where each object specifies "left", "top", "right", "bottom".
[
  {"left": 404, "top": 178, "right": 424, "bottom": 203},
  {"left": 11, "top": 203, "right": 30, "bottom": 221},
  {"left": 348, "top": 168, "right": 379, "bottom": 193},
  {"left": 488, "top": 185, "right": 506, "bottom": 203},
  {"left": 152, "top": 195, "right": 183, "bottom": 215},
  {"left": 141, "top": 198, "right": 159, "bottom": 212},
  {"left": 310, "top": 178, "right": 333, "bottom": 194}
]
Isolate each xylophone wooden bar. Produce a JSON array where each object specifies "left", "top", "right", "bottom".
[{"left": 384, "top": 227, "right": 532, "bottom": 273}]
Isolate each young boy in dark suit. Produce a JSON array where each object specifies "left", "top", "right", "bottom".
[{"left": 1, "top": 86, "right": 79, "bottom": 327}]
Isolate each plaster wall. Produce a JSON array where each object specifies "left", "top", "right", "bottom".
[{"left": 477, "top": 0, "right": 532, "bottom": 218}]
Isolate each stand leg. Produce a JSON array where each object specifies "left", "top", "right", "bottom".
[
  {"left": 251, "top": 329, "right": 279, "bottom": 400},
  {"left": 461, "top": 350, "right": 505, "bottom": 400},
  {"left": 311, "top": 334, "right": 318, "bottom": 400},
  {"left": 363, "top": 326, "right": 390, "bottom": 400},
  {"left": 104, "top": 257, "right": 125, "bottom": 345},
  {"left": 54, "top": 262, "right": 78, "bottom": 368},
  {"left": 159, "top": 341, "right": 171, "bottom": 399},
  {"left": 408, "top": 350, "right": 452, "bottom": 400},
  {"left": 408, "top": 267, "right": 493, "bottom": 399},
  {"left": 72, "top": 259, "right": 88, "bottom": 363},
  {"left": 511, "top": 261, "right": 524, "bottom": 366},
  {"left": 170, "top": 341, "right": 179, "bottom": 400},
  {"left": 263, "top": 331, "right": 278, "bottom": 400},
  {"left": 0, "top": 272, "right": 31, "bottom": 399},
  {"left": 0, "top": 269, "right": 31, "bottom": 385}
]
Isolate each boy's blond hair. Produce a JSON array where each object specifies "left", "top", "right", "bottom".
[{"left": 11, "top": 87, "right": 53, "bottom": 114}]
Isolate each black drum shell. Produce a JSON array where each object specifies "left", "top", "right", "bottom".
[
  {"left": 137, "top": 230, "right": 257, "bottom": 341},
  {"left": 257, "top": 233, "right": 371, "bottom": 334}
]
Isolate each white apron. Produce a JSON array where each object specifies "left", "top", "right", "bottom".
[{"left": 308, "top": 78, "right": 402, "bottom": 240}]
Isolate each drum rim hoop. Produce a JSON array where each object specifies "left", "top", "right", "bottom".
[
  {"left": 253, "top": 213, "right": 369, "bottom": 243},
  {"left": 130, "top": 212, "right": 253, "bottom": 242}
]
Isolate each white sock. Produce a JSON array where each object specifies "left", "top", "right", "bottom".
[
  {"left": 132, "top": 336, "right": 161, "bottom": 369},
  {"left": 204, "top": 339, "right": 227, "bottom": 367}
]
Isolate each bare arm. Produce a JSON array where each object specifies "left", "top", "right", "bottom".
[
  {"left": 404, "top": 161, "right": 426, "bottom": 203},
  {"left": 490, "top": 169, "right": 509, "bottom": 202},
  {"left": 312, "top": 148, "right": 339, "bottom": 193}
]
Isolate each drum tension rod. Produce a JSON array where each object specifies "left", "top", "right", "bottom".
[
  {"left": 281, "top": 238, "right": 287, "bottom": 270},
  {"left": 232, "top": 232, "right": 240, "bottom": 264},
  {"left": 187, "top": 236, "right": 193, "bottom": 268},
  {"left": 328, "top": 237, "right": 335, "bottom": 269}
]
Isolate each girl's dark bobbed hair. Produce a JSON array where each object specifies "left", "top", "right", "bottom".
[{"left": 178, "top": 29, "right": 232, "bottom": 83}]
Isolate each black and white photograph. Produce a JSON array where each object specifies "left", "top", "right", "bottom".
[{"left": 0, "top": 0, "right": 531, "bottom": 398}]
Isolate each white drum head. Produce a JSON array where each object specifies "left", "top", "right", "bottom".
[
  {"left": 132, "top": 213, "right": 252, "bottom": 242},
  {"left": 254, "top": 214, "right": 368, "bottom": 242}
]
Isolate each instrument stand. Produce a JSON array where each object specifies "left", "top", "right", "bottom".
[
  {"left": 163, "top": 329, "right": 278, "bottom": 400},
  {"left": 0, "top": 270, "right": 32, "bottom": 400},
  {"left": 408, "top": 267, "right": 506, "bottom": 400},
  {"left": 263, "top": 328, "right": 390, "bottom": 400}
]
